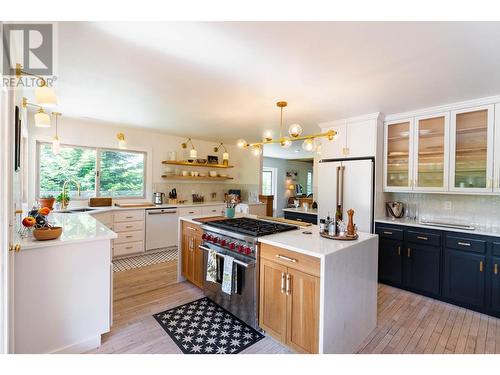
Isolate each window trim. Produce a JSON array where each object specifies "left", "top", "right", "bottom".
[
  {"left": 306, "top": 169, "right": 313, "bottom": 196},
  {"left": 36, "top": 141, "right": 147, "bottom": 200}
]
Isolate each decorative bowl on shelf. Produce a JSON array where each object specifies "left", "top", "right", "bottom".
[
  {"left": 33, "top": 226, "right": 63, "bottom": 241},
  {"left": 196, "top": 159, "right": 207, "bottom": 164},
  {"left": 209, "top": 171, "right": 217, "bottom": 177}
]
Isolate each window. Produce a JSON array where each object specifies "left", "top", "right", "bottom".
[
  {"left": 262, "top": 170, "right": 273, "bottom": 195},
  {"left": 38, "top": 142, "right": 146, "bottom": 199},
  {"left": 306, "top": 170, "right": 313, "bottom": 196}
]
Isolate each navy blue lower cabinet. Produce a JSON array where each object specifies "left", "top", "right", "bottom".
[
  {"left": 443, "top": 250, "right": 485, "bottom": 308},
  {"left": 283, "top": 211, "right": 317, "bottom": 225},
  {"left": 404, "top": 245, "right": 440, "bottom": 296},
  {"left": 491, "top": 256, "right": 500, "bottom": 313},
  {"left": 378, "top": 238, "right": 403, "bottom": 285}
]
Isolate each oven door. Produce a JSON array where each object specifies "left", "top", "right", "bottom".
[{"left": 199, "top": 243, "right": 258, "bottom": 329}]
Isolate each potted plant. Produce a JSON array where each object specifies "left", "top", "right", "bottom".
[
  {"left": 56, "top": 192, "right": 71, "bottom": 208},
  {"left": 39, "top": 194, "right": 55, "bottom": 210}
]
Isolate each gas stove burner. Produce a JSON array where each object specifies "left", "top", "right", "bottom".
[{"left": 205, "top": 217, "right": 297, "bottom": 237}]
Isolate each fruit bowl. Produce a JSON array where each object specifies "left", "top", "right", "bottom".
[{"left": 33, "top": 226, "right": 63, "bottom": 241}]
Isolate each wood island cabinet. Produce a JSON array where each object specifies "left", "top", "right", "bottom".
[
  {"left": 181, "top": 221, "right": 204, "bottom": 288},
  {"left": 259, "top": 243, "right": 320, "bottom": 354}
]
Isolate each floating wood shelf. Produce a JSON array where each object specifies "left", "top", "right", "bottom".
[
  {"left": 161, "top": 175, "right": 234, "bottom": 181},
  {"left": 162, "top": 160, "right": 234, "bottom": 168}
]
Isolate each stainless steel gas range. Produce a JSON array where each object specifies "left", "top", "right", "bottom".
[{"left": 199, "top": 218, "right": 297, "bottom": 329}]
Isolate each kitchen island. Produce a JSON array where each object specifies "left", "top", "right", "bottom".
[
  {"left": 282, "top": 207, "right": 318, "bottom": 224},
  {"left": 14, "top": 212, "right": 116, "bottom": 353},
  {"left": 178, "top": 214, "right": 378, "bottom": 354}
]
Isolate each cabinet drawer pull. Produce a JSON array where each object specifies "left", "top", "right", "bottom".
[
  {"left": 397, "top": 246, "right": 401, "bottom": 256},
  {"left": 125, "top": 225, "right": 133, "bottom": 228},
  {"left": 480, "top": 261, "right": 484, "bottom": 273},
  {"left": 125, "top": 216, "right": 133, "bottom": 219},
  {"left": 187, "top": 227, "right": 198, "bottom": 231},
  {"left": 125, "top": 246, "right": 133, "bottom": 250},
  {"left": 188, "top": 211, "right": 195, "bottom": 214},
  {"left": 495, "top": 264, "right": 498, "bottom": 275},
  {"left": 276, "top": 254, "right": 297, "bottom": 263},
  {"left": 407, "top": 248, "right": 411, "bottom": 258},
  {"left": 281, "top": 272, "right": 285, "bottom": 294},
  {"left": 417, "top": 236, "right": 428, "bottom": 241},
  {"left": 383, "top": 231, "right": 393, "bottom": 235},
  {"left": 285, "top": 273, "right": 291, "bottom": 295},
  {"left": 457, "top": 241, "right": 471, "bottom": 247},
  {"left": 125, "top": 235, "right": 133, "bottom": 238}
]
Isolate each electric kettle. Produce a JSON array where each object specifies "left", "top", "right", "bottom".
[
  {"left": 386, "top": 201, "right": 405, "bottom": 218},
  {"left": 153, "top": 192, "right": 165, "bottom": 205}
]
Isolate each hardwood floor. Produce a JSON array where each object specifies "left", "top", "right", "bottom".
[
  {"left": 91, "top": 259, "right": 500, "bottom": 354},
  {"left": 357, "top": 284, "right": 500, "bottom": 354}
]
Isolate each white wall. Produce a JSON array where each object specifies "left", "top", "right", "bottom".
[
  {"left": 27, "top": 116, "right": 261, "bottom": 205},
  {"left": 263, "top": 157, "right": 314, "bottom": 217}
]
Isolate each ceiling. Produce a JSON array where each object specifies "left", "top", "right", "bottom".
[
  {"left": 263, "top": 142, "right": 315, "bottom": 159},
  {"left": 29, "top": 21, "right": 500, "bottom": 144}
]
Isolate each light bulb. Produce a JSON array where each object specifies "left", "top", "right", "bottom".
[
  {"left": 35, "top": 84, "right": 57, "bottom": 108},
  {"left": 280, "top": 138, "right": 292, "bottom": 148},
  {"left": 301, "top": 139, "right": 314, "bottom": 152},
  {"left": 263, "top": 130, "right": 273, "bottom": 141},
  {"left": 52, "top": 135, "right": 60, "bottom": 155},
  {"left": 34, "top": 109, "right": 51, "bottom": 127},
  {"left": 236, "top": 139, "right": 247, "bottom": 148},
  {"left": 288, "top": 123, "right": 303, "bottom": 138},
  {"left": 189, "top": 149, "right": 198, "bottom": 158},
  {"left": 251, "top": 145, "right": 262, "bottom": 156}
]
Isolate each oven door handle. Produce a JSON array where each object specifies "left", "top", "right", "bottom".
[{"left": 199, "top": 245, "right": 252, "bottom": 268}]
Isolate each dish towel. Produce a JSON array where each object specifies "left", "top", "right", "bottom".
[
  {"left": 222, "top": 255, "right": 235, "bottom": 295},
  {"left": 206, "top": 248, "right": 217, "bottom": 283}
]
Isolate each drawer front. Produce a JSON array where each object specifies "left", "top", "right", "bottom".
[
  {"left": 493, "top": 242, "right": 500, "bottom": 257},
  {"left": 115, "top": 230, "right": 145, "bottom": 244},
  {"left": 202, "top": 205, "right": 225, "bottom": 215},
  {"left": 283, "top": 211, "right": 318, "bottom": 225},
  {"left": 446, "top": 235, "right": 486, "bottom": 254},
  {"left": 113, "top": 241, "right": 144, "bottom": 257},
  {"left": 407, "top": 230, "right": 441, "bottom": 247},
  {"left": 92, "top": 212, "right": 114, "bottom": 226},
  {"left": 113, "top": 220, "right": 144, "bottom": 232},
  {"left": 182, "top": 221, "right": 202, "bottom": 236},
  {"left": 375, "top": 226, "right": 404, "bottom": 241},
  {"left": 260, "top": 243, "right": 320, "bottom": 277},
  {"left": 114, "top": 210, "right": 145, "bottom": 223},
  {"left": 178, "top": 207, "right": 203, "bottom": 216}
]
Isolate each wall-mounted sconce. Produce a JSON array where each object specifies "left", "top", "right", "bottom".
[
  {"left": 214, "top": 142, "right": 230, "bottom": 165},
  {"left": 117, "top": 133, "right": 127, "bottom": 149},
  {"left": 181, "top": 138, "right": 197, "bottom": 158},
  {"left": 52, "top": 112, "right": 62, "bottom": 155},
  {"left": 16, "top": 63, "right": 57, "bottom": 108},
  {"left": 288, "top": 184, "right": 295, "bottom": 190},
  {"left": 22, "top": 97, "right": 51, "bottom": 128}
]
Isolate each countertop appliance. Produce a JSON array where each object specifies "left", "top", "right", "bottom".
[
  {"left": 145, "top": 207, "right": 178, "bottom": 251},
  {"left": 153, "top": 192, "right": 165, "bottom": 205},
  {"left": 200, "top": 217, "right": 297, "bottom": 329},
  {"left": 317, "top": 156, "right": 375, "bottom": 233},
  {"left": 386, "top": 201, "right": 405, "bottom": 218}
]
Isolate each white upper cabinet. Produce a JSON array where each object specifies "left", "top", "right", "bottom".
[
  {"left": 495, "top": 104, "right": 500, "bottom": 193},
  {"left": 449, "top": 105, "right": 494, "bottom": 193},
  {"left": 413, "top": 112, "right": 450, "bottom": 192},
  {"left": 384, "top": 119, "right": 414, "bottom": 192},
  {"left": 319, "top": 114, "right": 381, "bottom": 160}
]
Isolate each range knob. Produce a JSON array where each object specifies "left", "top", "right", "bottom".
[
  {"left": 237, "top": 245, "right": 244, "bottom": 253},
  {"left": 229, "top": 242, "right": 236, "bottom": 250},
  {"left": 211, "top": 237, "right": 218, "bottom": 244},
  {"left": 244, "top": 246, "right": 252, "bottom": 255},
  {"left": 220, "top": 239, "right": 227, "bottom": 247},
  {"left": 202, "top": 233, "right": 207, "bottom": 241}
]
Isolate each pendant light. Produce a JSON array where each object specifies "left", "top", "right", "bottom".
[{"left": 52, "top": 112, "right": 62, "bottom": 155}]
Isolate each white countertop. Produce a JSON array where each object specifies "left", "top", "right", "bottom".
[
  {"left": 282, "top": 207, "right": 318, "bottom": 216},
  {"left": 375, "top": 217, "right": 500, "bottom": 238},
  {"left": 17, "top": 212, "right": 117, "bottom": 250}
]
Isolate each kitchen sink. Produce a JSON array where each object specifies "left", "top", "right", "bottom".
[{"left": 57, "top": 208, "right": 97, "bottom": 213}]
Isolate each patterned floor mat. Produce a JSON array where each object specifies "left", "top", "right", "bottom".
[
  {"left": 153, "top": 297, "right": 264, "bottom": 354},
  {"left": 113, "top": 248, "right": 178, "bottom": 272}
]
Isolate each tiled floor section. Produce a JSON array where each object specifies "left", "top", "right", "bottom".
[
  {"left": 113, "top": 248, "right": 177, "bottom": 272},
  {"left": 357, "top": 284, "right": 500, "bottom": 354}
]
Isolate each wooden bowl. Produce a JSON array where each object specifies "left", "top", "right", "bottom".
[{"left": 33, "top": 226, "right": 63, "bottom": 241}]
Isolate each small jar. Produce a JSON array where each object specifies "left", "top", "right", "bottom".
[
  {"left": 328, "top": 221, "right": 335, "bottom": 236},
  {"left": 319, "top": 219, "right": 326, "bottom": 233}
]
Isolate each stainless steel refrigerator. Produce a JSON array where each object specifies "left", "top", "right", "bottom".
[{"left": 317, "top": 156, "right": 375, "bottom": 233}]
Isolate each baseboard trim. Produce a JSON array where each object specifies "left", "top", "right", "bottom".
[{"left": 49, "top": 335, "right": 102, "bottom": 354}]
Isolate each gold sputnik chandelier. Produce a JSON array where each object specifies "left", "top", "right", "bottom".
[{"left": 236, "top": 101, "right": 337, "bottom": 156}]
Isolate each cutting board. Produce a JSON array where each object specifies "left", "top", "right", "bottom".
[
  {"left": 257, "top": 215, "right": 312, "bottom": 227},
  {"left": 114, "top": 202, "right": 156, "bottom": 208}
]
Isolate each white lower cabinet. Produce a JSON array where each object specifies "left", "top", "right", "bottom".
[
  {"left": 201, "top": 204, "right": 225, "bottom": 216},
  {"left": 178, "top": 206, "right": 203, "bottom": 216}
]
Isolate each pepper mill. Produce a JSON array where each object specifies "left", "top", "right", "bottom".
[{"left": 347, "top": 209, "right": 355, "bottom": 236}]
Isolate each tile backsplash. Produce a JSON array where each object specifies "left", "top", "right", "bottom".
[
  {"left": 152, "top": 182, "right": 260, "bottom": 204},
  {"left": 385, "top": 193, "right": 500, "bottom": 231}
]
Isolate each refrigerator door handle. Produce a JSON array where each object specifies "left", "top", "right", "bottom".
[
  {"left": 336, "top": 166, "right": 340, "bottom": 207},
  {"left": 339, "top": 165, "right": 345, "bottom": 208}
]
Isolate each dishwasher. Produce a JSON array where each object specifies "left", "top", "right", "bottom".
[{"left": 145, "top": 207, "right": 178, "bottom": 251}]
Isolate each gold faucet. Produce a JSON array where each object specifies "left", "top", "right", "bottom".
[{"left": 61, "top": 179, "right": 81, "bottom": 209}]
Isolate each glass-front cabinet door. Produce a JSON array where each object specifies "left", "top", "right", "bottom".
[
  {"left": 495, "top": 104, "right": 500, "bottom": 193},
  {"left": 450, "top": 105, "right": 494, "bottom": 193},
  {"left": 384, "top": 119, "right": 413, "bottom": 191},
  {"left": 413, "top": 113, "right": 449, "bottom": 191}
]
